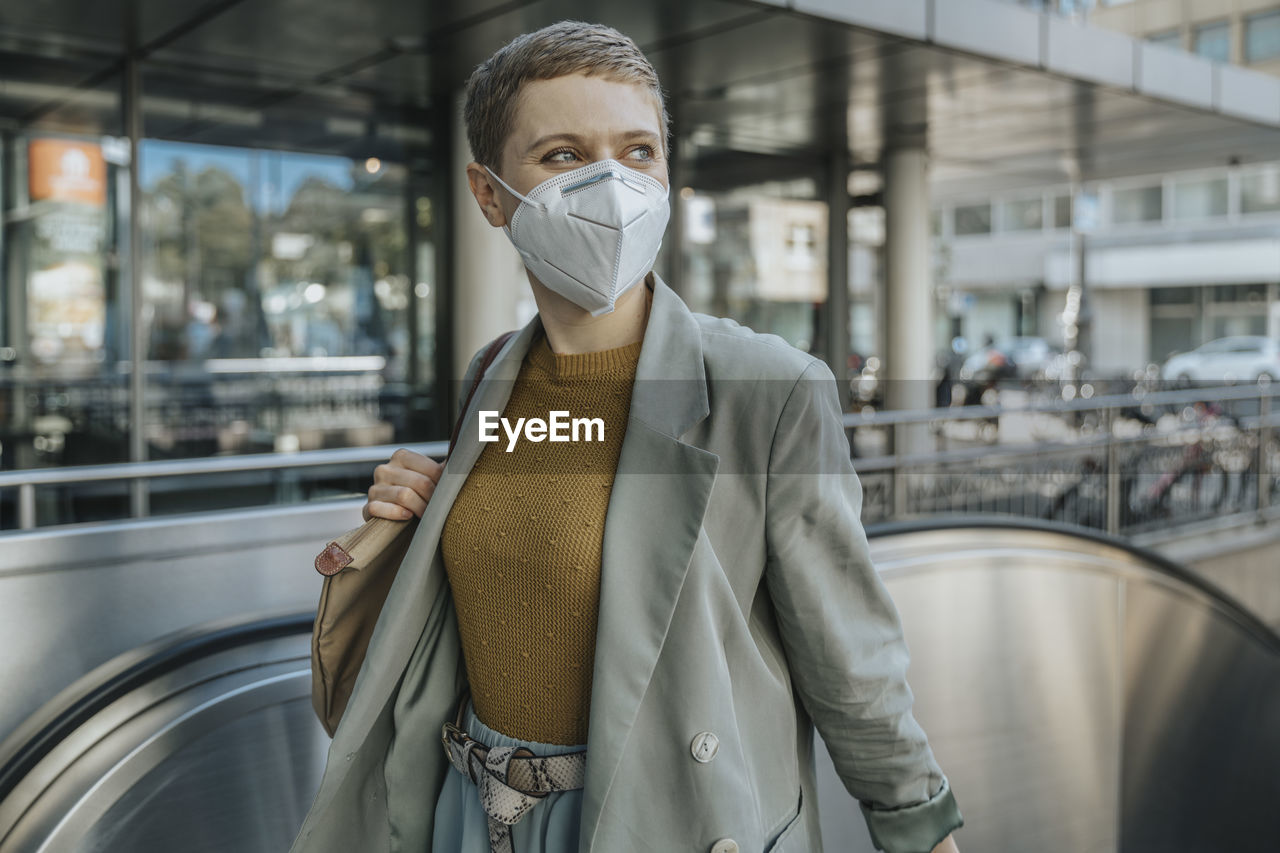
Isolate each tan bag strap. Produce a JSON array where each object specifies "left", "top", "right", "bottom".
[{"left": 448, "top": 330, "right": 516, "bottom": 458}]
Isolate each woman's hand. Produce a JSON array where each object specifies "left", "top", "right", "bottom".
[{"left": 362, "top": 448, "right": 443, "bottom": 521}]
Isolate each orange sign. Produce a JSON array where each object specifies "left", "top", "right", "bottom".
[{"left": 28, "top": 139, "right": 106, "bottom": 206}]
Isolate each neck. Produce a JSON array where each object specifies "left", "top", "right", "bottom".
[{"left": 530, "top": 273, "right": 653, "bottom": 355}]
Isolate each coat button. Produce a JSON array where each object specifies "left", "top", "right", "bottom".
[
  {"left": 690, "top": 731, "right": 719, "bottom": 763},
  {"left": 709, "top": 840, "right": 739, "bottom": 853}
]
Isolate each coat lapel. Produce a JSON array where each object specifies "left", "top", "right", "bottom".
[{"left": 578, "top": 275, "right": 720, "bottom": 850}]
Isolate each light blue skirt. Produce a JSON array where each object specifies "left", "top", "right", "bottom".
[{"left": 432, "top": 699, "right": 587, "bottom": 853}]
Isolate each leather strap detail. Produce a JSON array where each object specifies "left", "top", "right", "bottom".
[{"left": 314, "top": 541, "right": 354, "bottom": 576}]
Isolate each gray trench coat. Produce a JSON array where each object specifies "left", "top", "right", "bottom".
[{"left": 288, "top": 274, "right": 962, "bottom": 853}]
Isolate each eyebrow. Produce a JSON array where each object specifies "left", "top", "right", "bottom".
[{"left": 524, "top": 130, "right": 661, "bottom": 154}]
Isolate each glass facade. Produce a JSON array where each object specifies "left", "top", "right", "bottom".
[
  {"left": 679, "top": 181, "right": 828, "bottom": 353},
  {"left": 138, "top": 142, "right": 419, "bottom": 458},
  {"left": 3, "top": 131, "right": 130, "bottom": 475},
  {"left": 0, "top": 26, "right": 445, "bottom": 525}
]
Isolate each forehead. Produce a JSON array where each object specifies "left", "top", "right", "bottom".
[{"left": 507, "top": 74, "right": 662, "bottom": 147}]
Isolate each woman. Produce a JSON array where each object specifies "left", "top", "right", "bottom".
[{"left": 291, "top": 21, "right": 962, "bottom": 853}]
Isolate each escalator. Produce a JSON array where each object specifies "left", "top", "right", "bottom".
[
  {"left": 816, "top": 517, "right": 1280, "bottom": 852},
  {"left": 1, "top": 519, "right": 1276, "bottom": 852},
  {"left": 0, "top": 612, "right": 327, "bottom": 853}
]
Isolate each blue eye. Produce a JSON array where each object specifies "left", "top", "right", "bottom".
[
  {"left": 630, "top": 146, "right": 655, "bottom": 161},
  {"left": 544, "top": 148, "right": 578, "bottom": 164}
]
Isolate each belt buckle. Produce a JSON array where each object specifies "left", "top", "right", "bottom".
[{"left": 441, "top": 720, "right": 463, "bottom": 764}]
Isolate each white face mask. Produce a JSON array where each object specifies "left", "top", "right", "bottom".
[{"left": 485, "top": 159, "right": 670, "bottom": 316}]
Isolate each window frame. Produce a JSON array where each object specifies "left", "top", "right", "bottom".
[
  {"left": 1146, "top": 28, "right": 1184, "bottom": 50},
  {"left": 1245, "top": 9, "right": 1280, "bottom": 64},
  {"left": 1192, "top": 19, "right": 1232, "bottom": 63}
]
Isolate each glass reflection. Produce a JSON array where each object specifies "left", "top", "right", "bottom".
[
  {"left": 679, "top": 182, "right": 828, "bottom": 353},
  {"left": 139, "top": 140, "right": 413, "bottom": 459}
]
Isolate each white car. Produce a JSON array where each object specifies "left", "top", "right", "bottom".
[{"left": 1161, "top": 336, "right": 1280, "bottom": 383}]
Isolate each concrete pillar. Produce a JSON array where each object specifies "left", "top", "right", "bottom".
[
  {"left": 450, "top": 92, "right": 527, "bottom": 409},
  {"left": 883, "top": 146, "right": 934, "bottom": 515},
  {"left": 825, "top": 148, "right": 851, "bottom": 410},
  {"left": 883, "top": 146, "right": 934, "bottom": 416}
]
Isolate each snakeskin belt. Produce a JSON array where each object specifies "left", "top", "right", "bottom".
[{"left": 441, "top": 695, "right": 588, "bottom": 853}]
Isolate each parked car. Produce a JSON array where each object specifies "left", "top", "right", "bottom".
[
  {"left": 1160, "top": 336, "right": 1280, "bottom": 384},
  {"left": 1000, "top": 336, "right": 1060, "bottom": 380},
  {"left": 958, "top": 340, "right": 1013, "bottom": 389},
  {"left": 959, "top": 336, "right": 1059, "bottom": 385}
]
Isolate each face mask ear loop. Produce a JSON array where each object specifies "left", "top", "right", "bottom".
[{"left": 483, "top": 166, "right": 548, "bottom": 213}]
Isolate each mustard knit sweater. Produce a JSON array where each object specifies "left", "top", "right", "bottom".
[{"left": 440, "top": 305, "right": 647, "bottom": 745}]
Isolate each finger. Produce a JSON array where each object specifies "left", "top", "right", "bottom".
[
  {"left": 365, "top": 500, "right": 415, "bottom": 521},
  {"left": 389, "top": 448, "right": 444, "bottom": 482},
  {"left": 374, "top": 467, "right": 438, "bottom": 503},
  {"left": 367, "top": 483, "right": 429, "bottom": 518}
]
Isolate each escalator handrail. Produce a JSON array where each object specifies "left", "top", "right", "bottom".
[
  {"left": 867, "top": 514, "right": 1280, "bottom": 655},
  {"left": 0, "top": 610, "right": 315, "bottom": 806}
]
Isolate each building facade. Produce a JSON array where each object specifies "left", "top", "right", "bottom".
[
  {"left": 933, "top": 159, "right": 1280, "bottom": 373},
  {"left": 1091, "top": 0, "right": 1280, "bottom": 76}
]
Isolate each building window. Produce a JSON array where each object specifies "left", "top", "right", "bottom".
[
  {"left": 1170, "top": 175, "right": 1228, "bottom": 220},
  {"left": 1147, "top": 29, "right": 1183, "bottom": 50},
  {"left": 1241, "top": 165, "right": 1280, "bottom": 214},
  {"left": 999, "top": 197, "right": 1043, "bottom": 232},
  {"left": 1149, "top": 286, "right": 1200, "bottom": 363},
  {"left": 1052, "top": 194, "right": 1073, "bottom": 229},
  {"left": 1208, "top": 284, "right": 1268, "bottom": 339},
  {"left": 953, "top": 203, "right": 992, "bottom": 236},
  {"left": 1209, "top": 283, "right": 1267, "bottom": 304},
  {"left": 1193, "top": 21, "right": 1231, "bottom": 63},
  {"left": 1111, "top": 184, "right": 1163, "bottom": 224},
  {"left": 1245, "top": 10, "right": 1280, "bottom": 63},
  {"left": 1150, "top": 287, "right": 1196, "bottom": 306}
]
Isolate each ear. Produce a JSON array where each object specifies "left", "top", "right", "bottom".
[{"left": 465, "top": 162, "right": 509, "bottom": 228}]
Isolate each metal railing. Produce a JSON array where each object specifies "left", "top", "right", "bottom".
[
  {"left": 0, "top": 441, "right": 447, "bottom": 531},
  {"left": 2, "top": 383, "right": 1276, "bottom": 536},
  {"left": 845, "top": 383, "right": 1279, "bottom": 535}
]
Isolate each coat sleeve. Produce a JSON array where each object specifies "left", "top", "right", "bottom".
[{"left": 762, "top": 357, "right": 963, "bottom": 853}]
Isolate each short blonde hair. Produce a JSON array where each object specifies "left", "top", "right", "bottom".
[{"left": 463, "top": 21, "right": 669, "bottom": 170}]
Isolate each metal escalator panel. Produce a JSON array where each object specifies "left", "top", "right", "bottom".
[
  {"left": 812, "top": 519, "right": 1280, "bottom": 853},
  {"left": 0, "top": 613, "right": 328, "bottom": 853},
  {"left": 1119, "top": 576, "right": 1279, "bottom": 851},
  {"left": 3, "top": 521, "right": 1276, "bottom": 853}
]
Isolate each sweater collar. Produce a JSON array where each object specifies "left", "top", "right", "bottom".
[{"left": 485, "top": 272, "right": 709, "bottom": 440}]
